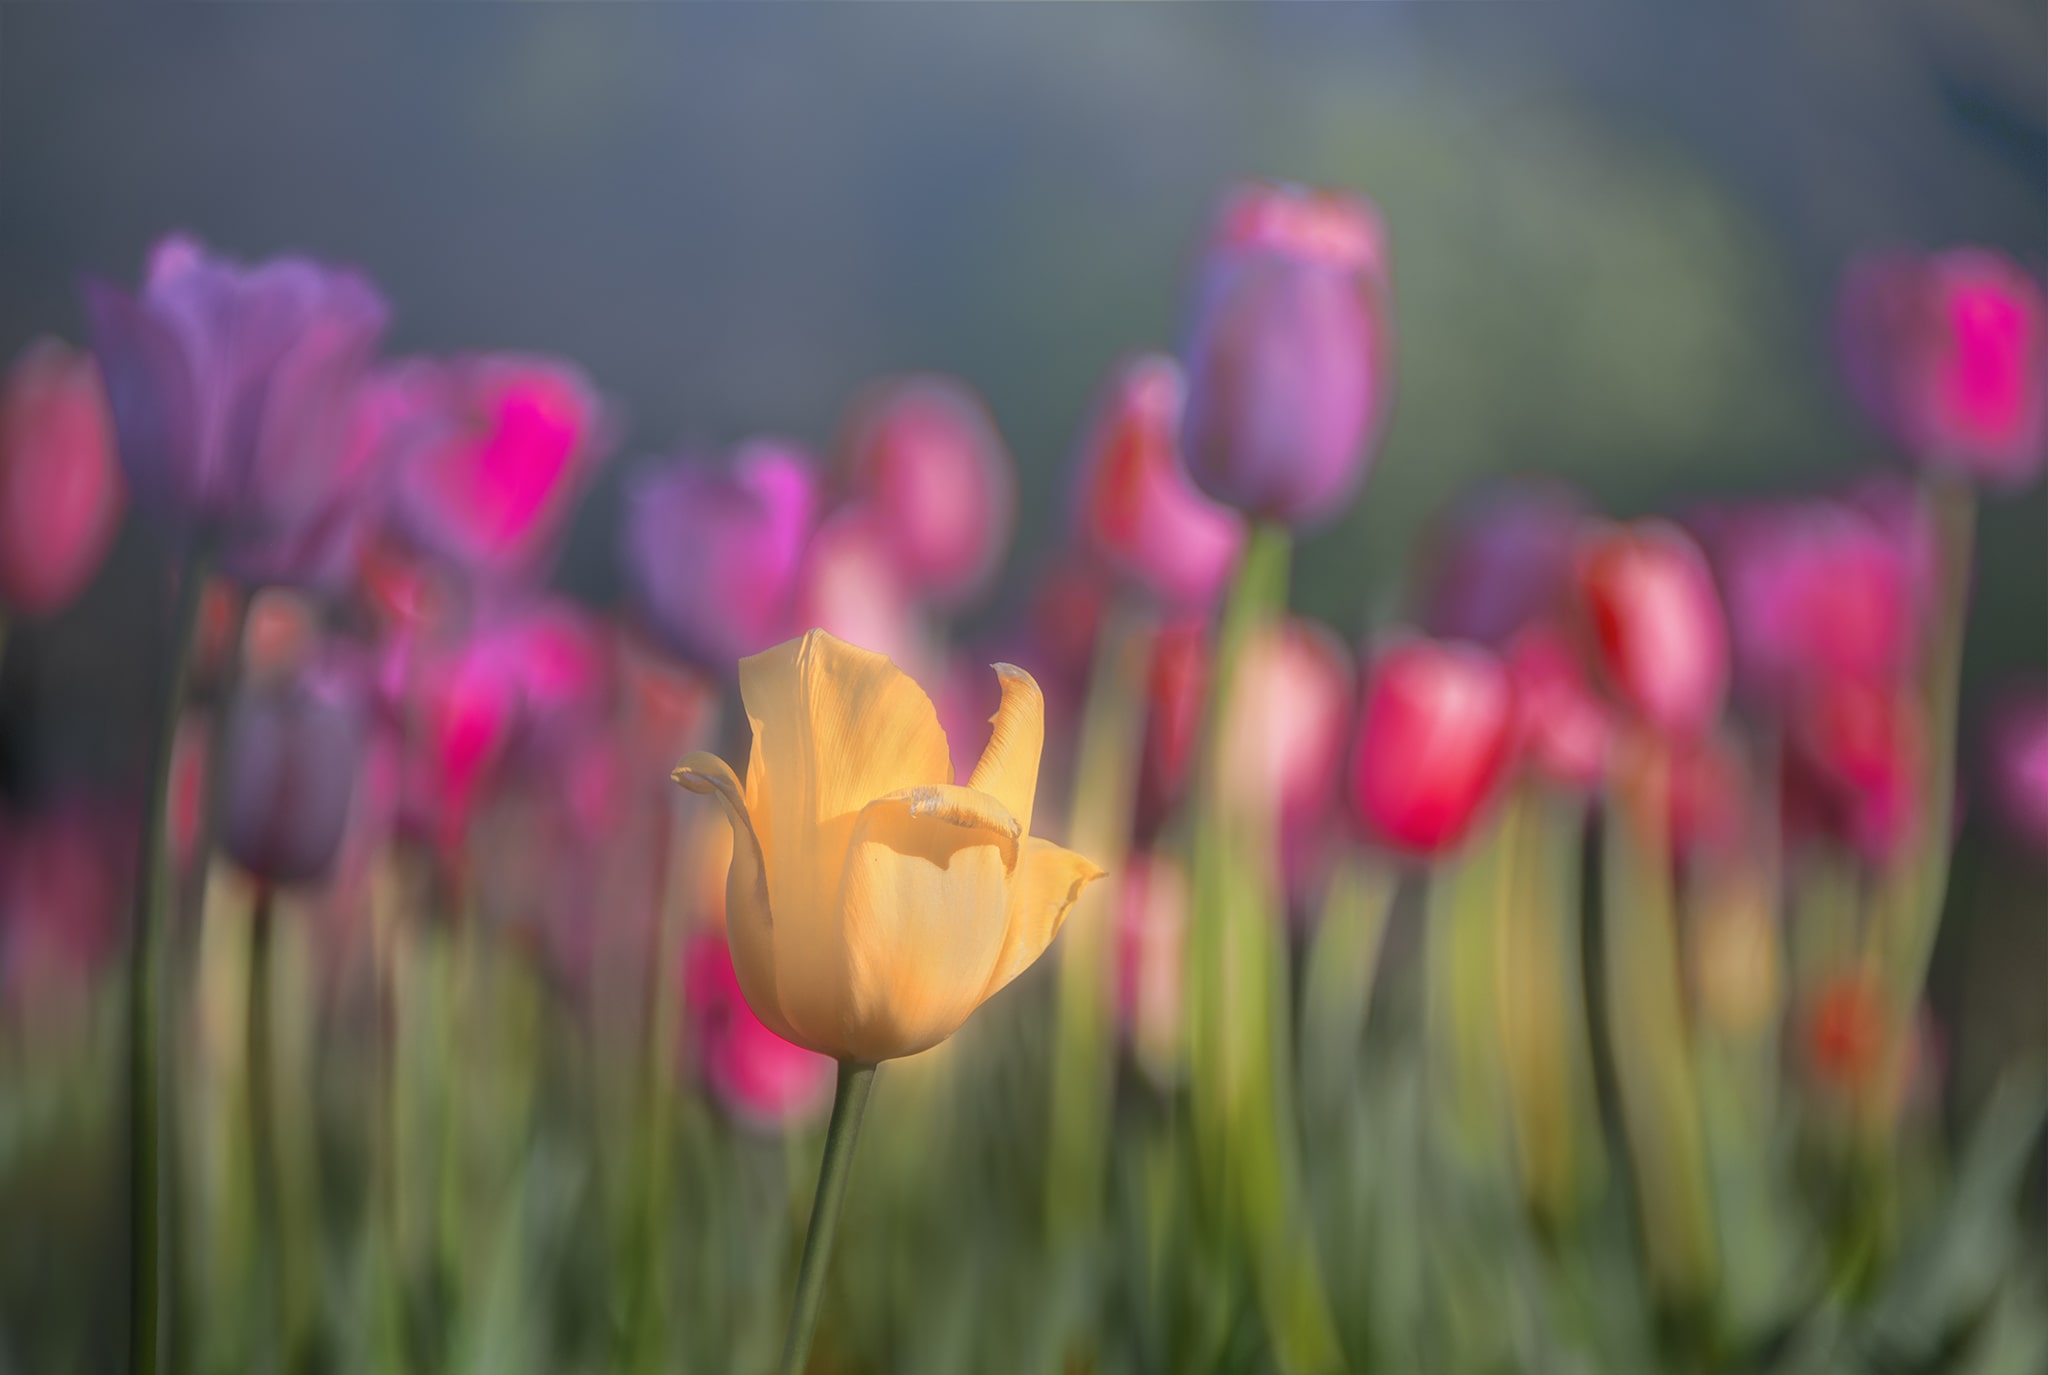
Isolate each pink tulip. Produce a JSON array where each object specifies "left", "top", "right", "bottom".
[
  {"left": 1349, "top": 636, "right": 1515, "bottom": 856},
  {"left": 1986, "top": 687, "right": 2048, "bottom": 853},
  {"left": 1218, "top": 616, "right": 1353, "bottom": 891},
  {"left": 837, "top": 375, "right": 1016, "bottom": 607},
  {"left": 1506, "top": 624, "right": 1611, "bottom": 792},
  {"left": 0, "top": 340, "right": 124, "bottom": 617},
  {"left": 792, "top": 504, "right": 934, "bottom": 677},
  {"left": 683, "top": 932, "right": 835, "bottom": 1131},
  {"left": 1180, "top": 181, "right": 1393, "bottom": 530},
  {"left": 391, "top": 355, "right": 610, "bottom": 581},
  {"left": 1070, "top": 354, "right": 1243, "bottom": 610},
  {"left": 625, "top": 440, "right": 820, "bottom": 670},
  {"left": 1786, "top": 676, "right": 1921, "bottom": 866},
  {"left": 0, "top": 804, "right": 127, "bottom": 997},
  {"left": 1115, "top": 852, "right": 1188, "bottom": 1085},
  {"left": 1840, "top": 248, "right": 2047, "bottom": 487},
  {"left": 1576, "top": 521, "right": 1728, "bottom": 739}
]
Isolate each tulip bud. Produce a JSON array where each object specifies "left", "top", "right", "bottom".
[
  {"left": 0, "top": 341, "right": 124, "bottom": 617},
  {"left": 222, "top": 652, "right": 371, "bottom": 886},
  {"left": 1180, "top": 181, "right": 1393, "bottom": 530},
  {"left": 390, "top": 355, "right": 610, "bottom": 581},
  {"left": 1136, "top": 619, "right": 1209, "bottom": 837},
  {"left": 1421, "top": 479, "right": 1586, "bottom": 647},
  {"left": 1787, "top": 675, "right": 1921, "bottom": 866},
  {"left": 793, "top": 504, "right": 935, "bottom": 680},
  {"left": 624, "top": 440, "right": 820, "bottom": 671},
  {"left": 1803, "top": 970, "right": 1892, "bottom": 1097},
  {"left": 1349, "top": 636, "right": 1515, "bottom": 855},
  {"left": 1840, "top": 248, "right": 2047, "bottom": 487},
  {"left": 1985, "top": 687, "right": 2048, "bottom": 854},
  {"left": 837, "top": 374, "right": 1016, "bottom": 606},
  {"left": 1506, "top": 624, "right": 1611, "bottom": 792},
  {"left": 683, "top": 932, "right": 836, "bottom": 1131},
  {"left": 1070, "top": 354, "right": 1243, "bottom": 610},
  {"left": 1576, "top": 521, "right": 1728, "bottom": 739},
  {"left": 84, "top": 236, "right": 388, "bottom": 541}
]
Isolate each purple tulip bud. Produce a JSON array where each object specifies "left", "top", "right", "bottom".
[
  {"left": 1070, "top": 354, "right": 1243, "bottom": 611},
  {"left": 1839, "top": 248, "right": 2047, "bottom": 488},
  {"left": 223, "top": 651, "right": 371, "bottom": 886},
  {"left": 624, "top": 441, "right": 820, "bottom": 670},
  {"left": 84, "top": 235, "right": 389, "bottom": 543},
  {"left": 1420, "top": 479, "right": 1587, "bottom": 646},
  {"left": 389, "top": 355, "right": 611, "bottom": 582},
  {"left": 1180, "top": 182, "right": 1393, "bottom": 529}
]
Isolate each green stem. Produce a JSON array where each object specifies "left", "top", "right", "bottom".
[
  {"left": 631, "top": 809, "right": 685, "bottom": 1373},
  {"left": 129, "top": 538, "right": 215, "bottom": 1375},
  {"left": 246, "top": 884, "right": 284, "bottom": 1369},
  {"left": 778, "top": 1060, "right": 877, "bottom": 1375}
]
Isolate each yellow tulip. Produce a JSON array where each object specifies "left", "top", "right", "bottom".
[{"left": 673, "top": 630, "right": 1104, "bottom": 1063}]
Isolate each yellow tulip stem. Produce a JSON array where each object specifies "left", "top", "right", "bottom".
[
  {"left": 129, "top": 535, "right": 216, "bottom": 1375},
  {"left": 779, "top": 1058, "right": 877, "bottom": 1375}
]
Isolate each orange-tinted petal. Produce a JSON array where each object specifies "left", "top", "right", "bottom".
[
  {"left": 982, "top": 837, "right": 1105, "bottom": 1001},
  {"left": 672, "top": 752, "right": 795, "bottom": 1042},
  {"left": 966, "top": 663, "right": 1046, "bottom": 837}
]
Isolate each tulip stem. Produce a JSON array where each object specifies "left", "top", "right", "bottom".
[
  {"left": 246, "top": 883, "right": 286, "bottom": 1369},
  {"left": 129, "top": 538, "right": 216, "bottom": 1375},
  {"left": 778, "top": 1059, "right": 876, "bottom": 1375}
]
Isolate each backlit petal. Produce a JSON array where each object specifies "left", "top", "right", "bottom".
[
  {"left": 672, "top": 752, "right": 796, "bottom": 1043},
  {"left": 982, "top": 837, "right": 1105, "bottom": 1001},
  {"left": 965, "top": 663, "right": 1045, "bottom": 837},
  {"left": 794, "top": 784, "right": 1020, "bottom": 1061}
]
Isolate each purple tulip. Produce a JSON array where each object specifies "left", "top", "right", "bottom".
[
  {"left": 1420, "top": 479, "right": 1588, "bottom": 646},
  {"left": 1180, "top": 182, "right": 1393, "bottom": 530},
  {"left": 1839, "top": 248, "right": 2047, "bottom": 488},
  {"left": 84, "top": 235, "right": 388, "bottom": 543},
  {"left": 222, "top": 651, "right": 371, "bottom": 886},
  {"left": 624, "top": 440, "right": 820, "bottom": 670},
  {"left": 389, "top": 355, "right": 610, "bottom": 582},
  {"left": 1070, "top": 354, "right": 1244, "bottom": 611}
]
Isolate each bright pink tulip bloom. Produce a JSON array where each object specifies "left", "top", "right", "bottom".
[
  {"left": 838, "top": 375, "right": 1016, "bottom": 606},
  {"left": 0, "top": 341, "right": 124, "bottom": 617},
  {"left": 391, "top": 356, "right": 610, "bottom": 581},
  {"left": 1180, "top": 182, "right": 1393, "bottom": 530},
  {"left": 1577, "top": 521, "right": 1728, "bottom": 740},
  {"left": 792, "top": 504, "right": 933, "bottom": 678},
  {"left": 1070, "top": 354, "right": 1242, "bottom": 610},
  {"left": 1349, "top": 636, "right": 1515, "bottom": 855},
  {"left": 684, "top": 932, "right": 835, "bottom": 1131},
  {"left": 1787, "top": 675, "right": 1921, "bottom": 866},
  {"left": 1840, "top": 247, "right": 2047, "bottom": 487}
]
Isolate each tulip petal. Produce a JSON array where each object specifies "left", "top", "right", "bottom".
[
  {"left": 672, "top": 751, "right": 798, "bottom": 1043},
  {"left": 739, "top": 630, "right": 954, "bottom": 958},
  {"left": 965, "top": 663, "right": 1045, "bottom": 837},
  {"left": 798, "top": 785, "right": 1021, "bottom": 1061},
  {"left": 983, "top": 837, "right": 1105, "bottom": 1001}
]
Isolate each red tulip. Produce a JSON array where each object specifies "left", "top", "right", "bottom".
[
  {"left": 837, "top": 375, "right": 1016, "bottom": 607},
  {"left": 1577, "top": 521, "right": 1728, "bottom": 739},
  {"left": 1840, "top": 248, "right": 2047, "bottom": 487},
  {"left": 1804, "top": 971, "right": 1891, "bottom": 1094},
  {"left": 1070, "top": 354, "right": 1243, "bottom": 610},
  {"left": 1786, "top": 676, "right": 1922, "bottom": 866},
  {"left": 1349, "top": 636, "right": 1515, "bottom": 855},
  {"left": 1506, "top": 624, "right": 1611, "bottom": 792},
  {"left": 0, "top": 340, "right": 124, "bottom": 617},
  {"left": 1136, "top": 619, "right": 1210, "bottom": 836}
]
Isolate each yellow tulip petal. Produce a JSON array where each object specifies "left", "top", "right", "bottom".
[
  {"left": 965, "top": 663, "right": 1045, "bottom": 838},
  {"left": 739, "top": 631, "right": 955, "bottom": 955},
  {"left": 671, "top": 752, "right": 797, "bottom": 1043},
  {"left": 789, "top": 784, "right": 1020, "bottom": 1061},
  {"left": 982, "top": 837, "right": 1105, "bottom": 1001}
]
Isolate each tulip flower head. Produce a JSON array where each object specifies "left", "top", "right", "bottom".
[
  {"left": 625, "top": 440, "right": 820, "bottom": 671},
  {"left": 0, "top": 805, "right": 127, "bottom": 999},
  {"left": 1180, "top": 181, "right": 1393, "bottom": 530},
  {"left": 1804, "top": 970, "right": 1892, "bottom": 1097},
  {"left": 674, "top": 630, "right": 1103, "bottom": 1063},
  {"left": 1576, "top": 521, "right": 1728, "bottom": 739},
  {"left": 1840, "top": 248, "right": 2047, "bottom": 487},
  {"left": 1421, "top": 479, "right": 1587, "bottom": 647},
  {"left": 1349, "top": 636, "right": 1515, "bottom": 855},
  {"left": 1986, "top": 688, "right": 2048, "bottom": 854},
  {"left": 1786, "top": 675, "right": 1921, "bottom": 866},
  {"left": 1507, "top": 624, "right": 1612, "bottom": 792},
  {"left": 684, "top": 932, "right": 836, "bottom": 1131},
  {"left": 390, "top": 355, "right": 609, "bottom": 581},
  {"left": 0, "top": 340, "right": 124, "bottom": 617},
  {"left": 837, "top": 375, "right": 1016, "bottom": 607},
  {"left": 1070, "top": 354, "right": 1243, "bottom": 610},
  {"left": 793, "top": 505, "right": 934, "bottom": 680},
  {"left": 1136, "top": 619, "right": 1210, "bottom": 837},
  {"left": 1218, "top": 617, "right": 1353, "bottom": 892},
  {"left": 85, "top": 235, "right": 388, "bottom": 541},
  {"left": 223, "top": 651, "right": 372, "bottom": 886},
  {"left": 1115, "top": 852, "right": 1189, "bottom": 1086}
]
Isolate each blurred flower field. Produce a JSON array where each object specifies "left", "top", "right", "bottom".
[{"left": 2, "top": 56, "right": 2047, "bottom": 1375}]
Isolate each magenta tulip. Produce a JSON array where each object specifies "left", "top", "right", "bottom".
[
  {"left": 1070, "top": 354, "right": 1243, "bottom": 610},
  {"left": 1349, "top": 636, "right": 1515, "bottom": 855},
  {"left": 1180, "top": 181, "right": 1393, "bottom": 530},
  {"left": 837, "top": 374, "right": 1016, "bottom": 606},
  {"left": 1986, "top": 688, "right": 2048, "bottom": 854},
  {"left": 0, "top": 341, "right": 124, "bottom": 617},
  {"left": 624, "top": 440, "right": 820, "bottom": 670},
  {"left": 1576, "top": 521, "right": 1728, "bottom": 740},
  {"left": 683, "top": 932, "right": 835, "bottom": 1131},
  {"left": 1507, "top": 624, "right": 1611, "bottom": 792},
  {"left": 1840, "top": 247, "right": 2047, "bottom": 487},
  {"left": 84, "top": 235, "right": 388, "bottom": 541},
  {"left": 390, "top": 355, "right": 610, "bottom": 581}
]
